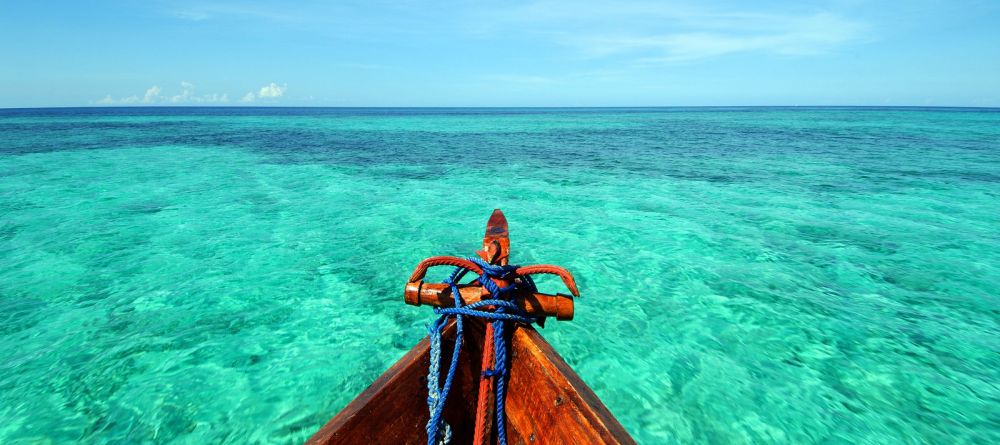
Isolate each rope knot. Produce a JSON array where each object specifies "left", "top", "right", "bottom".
[
  {"left": 470, "top": 257, "right": 519, "bottom": 280},
  {"left": 425, "top": 255, "right": 535, "bottom": 445}
]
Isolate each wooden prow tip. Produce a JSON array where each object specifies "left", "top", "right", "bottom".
[
  {"left": 483, "top": 209, "right": 510, "bottom": 265},
  {"left": 486, "top": 209, "right": 508, "bottom": 236}
]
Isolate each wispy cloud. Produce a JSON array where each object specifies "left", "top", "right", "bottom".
[
  {"left": 484, "top": 75, "right": 555, "bottom": 85},
  {"left": 481, "top": 1, "right": 867, "bottom": 63},
  {"left": 171, "top": 9, "right": 210, "bottom": 21},
  {"left": 167, "top": 2, "right": 299, "bottom": 22},
  {"left": 576, "top": 13, "right": 864, "bottom": 62},
  {"left": 160, "top": 1, "right": 865, "bottom": 65},
  {"left": 339, "top": 62, "right": 388, "bottom": 70}
]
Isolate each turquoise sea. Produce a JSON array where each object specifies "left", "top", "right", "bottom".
[{"left": 1, "top": 107, "right": 998, "bottom": 444}]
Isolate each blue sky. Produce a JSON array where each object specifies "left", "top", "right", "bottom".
[{"left": 1, "top": 0, "right": 998, "bottom": 107}]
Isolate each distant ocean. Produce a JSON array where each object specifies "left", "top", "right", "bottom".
[{"left": 1, "top": 107, "right": 998, "bottom": 444}]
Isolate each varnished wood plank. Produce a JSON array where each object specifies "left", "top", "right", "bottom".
[
  {"left": 306, "top": 321, "right": 484, "bottom": 445},
  {"left": 504, "top": 326, "right": 636, "bottom": 445}
]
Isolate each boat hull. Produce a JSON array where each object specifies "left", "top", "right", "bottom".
[{"left": 307, "top": 319, "right": 634, "bottom": 444}]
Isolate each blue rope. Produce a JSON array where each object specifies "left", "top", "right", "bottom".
[{"left": 425, "top": 257, "right": 536, "bottom": 445}]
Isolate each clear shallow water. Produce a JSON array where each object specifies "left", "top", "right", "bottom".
[{"left": 1, "top": 107, "right": 998, "bottom": 444}]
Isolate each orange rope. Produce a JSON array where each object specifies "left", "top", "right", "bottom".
[{"left": 473, "top": 323, "right": 496, "bottom": 445}]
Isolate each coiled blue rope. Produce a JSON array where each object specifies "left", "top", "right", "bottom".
[{"left": 425, "top": 257, "right": 536, "bottom": 445}]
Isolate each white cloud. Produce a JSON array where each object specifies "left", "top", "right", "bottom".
[
  {"left": 170, "top": 91, "right": 190, "bottom": 103},
  {"left": 143, "top": 86, "right": 162, "bottom": 103},
  {"left": 96, "top": 83, "right": 231, "bottom": 105},
  {"left": 238, "top": 83, "right": 286, "bottom": 102},
  {"left": 258, "top": 82, "right": 287, "bottom": 98},
  {"left": 171, "top": 81, "right": 194, "bottom": 102},
  {"left": 95, "top": 94, "right": 141, "bottom": 105}
]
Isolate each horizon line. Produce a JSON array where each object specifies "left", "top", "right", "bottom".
[{"left": 3, "top": 105, "right": 1000, "bottom": 111}]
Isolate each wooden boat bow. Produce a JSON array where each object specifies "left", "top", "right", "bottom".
[{"left": 307, "top": 210, "right": 635, "bottom": 445}]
